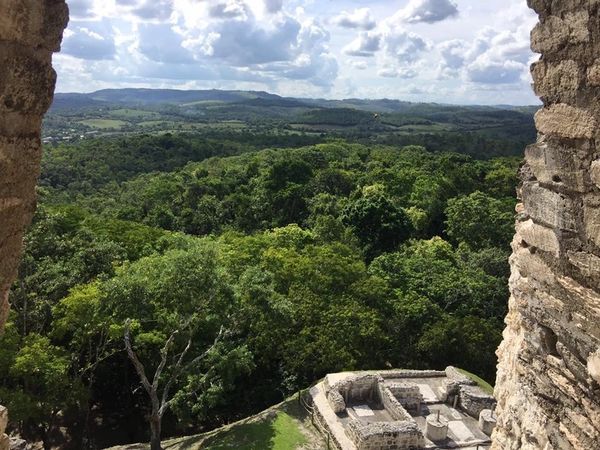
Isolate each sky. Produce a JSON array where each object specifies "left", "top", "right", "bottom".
[{"left": 56, "top": 0, "right": 541, "bottom": 105}]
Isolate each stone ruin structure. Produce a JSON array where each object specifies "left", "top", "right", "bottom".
[
  {"left": 492, "top": 1, "right": 600, "bottom": 449},
  {"left": 0, "top": 1, "right": 598, "bottom": 450},
  {"left": 0, "top": 1, "right": 69, "bottom": 449},
  {"left": 311, "top": 367, "right": 497, "bottom": 450}
]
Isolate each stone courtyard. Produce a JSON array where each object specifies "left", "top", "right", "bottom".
[{"left": 310, "top": 367, "right": 496, "bottom": 450}]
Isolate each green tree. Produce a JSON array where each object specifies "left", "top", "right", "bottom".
[
  {"left": 6, "top": 334, "right": 86, "bottom": 450},
  {"left": 445, "top": 191, "right": 514, "bottom": 250},
  {"left": 342, "top": 187, "right": 413, "bottom": 258},
  {"left": 101, "top": 244, "right": 252, "bottom": 450}
]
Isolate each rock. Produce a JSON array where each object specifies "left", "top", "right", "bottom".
[
  {"left": 588, "top": 61, "right": 600, "bottom": 87},
  {"left": 326, "top": 389, "right": 345, "bottom": 415},
  {"left": 567, "top": 251, "right": 600, "bottom": 279},
  {"left": 0, "top": 407, "right": 6, "bottom": 436},
  {"left": 479, "top": 409, "right": 497, "bottom": 436},
  {"left": 521, "top": 182, "right": 576, "bottom": 231},
  {"left": 534, "top": 104, "right": 596, "bottom": 140},
  {"left": 8, "top": 437, "right": 31, "bottom": 450},
  {"left": 591, "top": 160, "right": 600, "bottom": 189},
  {"left": 495, "top": 2, "right": 600, "bottom": 449},
  {"left": 524, "top": 141, "right": 587, "bottom": 192},
  {"left": 588, "top": 350, "right": 600, "bottom": 384},
  {"left": 516, "top": 219, "right": 560, "bottom": 257},
  {"left": 0, "top": 1, "right": 68, "bottom": 332}
]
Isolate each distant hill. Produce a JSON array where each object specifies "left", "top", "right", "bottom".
[
  {"left": 53, "top": 88, "right": 286, "bottom": 107},
  {"left": 52, "top": 88, "right": 540, "bottom": 113}
]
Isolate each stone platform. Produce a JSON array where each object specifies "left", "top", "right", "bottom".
[{"left": 310, "top": 367, "right": 495, "bottom": 450}]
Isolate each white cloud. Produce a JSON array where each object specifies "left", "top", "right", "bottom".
[
  {"left": 333, "top": 8, "right": 376, "bottom": 30},
  {"left": 352, "top": 61, "right": 368, "bottom": 70},
  {"left": 397, "top": 0, "right": 458, "bottom": 24},
  {"left": 343, "top": 31, "right": 381, "bottom": 57},
  {"left": 263, "top": 0, "right": 283, "bottom": 14},
  {"left": 380, "top": 29, "right": 428, "bottom": 63},
  {"left": 437, "top": 3, "right": 535, "bottom": 86},
  {"left": 61, "top": 20, "right": 116, "bottom": 60},
  {"left": 53, "top": 0, "right": 540, "bottom": 104}
]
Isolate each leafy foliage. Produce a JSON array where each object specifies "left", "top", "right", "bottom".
[{"left": 3, "top": 132, "right": 519, "bottom": 448}]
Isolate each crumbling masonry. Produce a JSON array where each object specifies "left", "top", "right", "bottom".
[
  {"left": 0, "top": 1, "right": 69, "bottom": 449},
  {"left": 0, "top": 1, "right": 599, "bottom": 450},
  {"left": 492, "top": 1, "right": 600, "bottom": 449}
]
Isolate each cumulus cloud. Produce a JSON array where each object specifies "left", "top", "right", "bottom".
[
  {"left": 333, "top": 8, "right": 376, "bottom": 30},
  {"left": 352, "top": 61, "right": 368, "bottom": 70},
  {"left": 209, "top": 0, "right": 249, "bottom": 19},
  {"left": 467, "top": 59, "right": 524, "bottom": 84},
  {"left": 377, "top": 66, "right": 418, "bottom": 79},
  {"left": 264, "top": 0, "right": 283, "bottom": 14},
  {"left": 138, "top": 24, "right": 194, "bottom": 64},
  {"left": 61, "top": 21, "right": 116, "bottom": 60},
  {"left": 397, "top": 0, "right": 458, "bottom": 24},
  {"left": 68, "top": 0, "right": 95, "bottom": 18},
  {"left": 343, "top": 32, "right": 381, "bottom": 57},
  {"left": 381, "top": 29, "right": 428, "bottom": 63},
  {"left": 437, "top": 3, "right": 535, "bottom": 86},
  {"left": 184, "top": 16, "right": 301, "bottom": 66}
]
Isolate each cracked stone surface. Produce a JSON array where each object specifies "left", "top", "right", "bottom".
[
  {"left": 492, "top": 1, "right": 600, "bottom": 449},
  {"left": 0, "top": 1, "right": 68, "bottom": 444}
]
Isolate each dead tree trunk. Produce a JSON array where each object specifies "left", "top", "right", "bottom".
[{"left": 124, "top": 320, "right": 223, "bottom": 450}]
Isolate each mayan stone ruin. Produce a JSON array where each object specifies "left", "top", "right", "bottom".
[
  {"left": 310, "top": 367, "right": 497, "bottom": 449},
  {"left": 492, "top": 1, "right": 600, "bottom": 449},
  {"left": 0, "top": 1, "right": 69, "bottom": 448}
]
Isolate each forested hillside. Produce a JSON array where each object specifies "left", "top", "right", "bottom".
[{"left": 1, "top": 131, "right": 518, "bottom": 449}]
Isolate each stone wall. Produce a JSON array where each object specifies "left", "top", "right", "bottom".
[
  {"left": 0, "top": 0, "right": 69, "bottom": 444},
  {"left": 346, "top": 421, "right": 424, "bottom": 450},
  {"left": 1, "top": 406, "right": 8, "bottom": 450},
  {"left": 492, "top": 1, "right": 600, "bottom": 449},
  {"left": 0, "top": 0, "right": 68, "bottom": 330},
  {"left": 458, "top": 386, "right": 496, "bottom": 419}
]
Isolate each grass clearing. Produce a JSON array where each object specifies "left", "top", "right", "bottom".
[
  {"left": 79, "top": 119, "right": 130, "bottom": 129},
  {"left": 457, "top": 368, "right": 495, "bottom": 395},
  {"left": 199, "top": 411, "right": 307, "bottom": 450},
  {"left": 106, "top": 396, "right": 324, "bottom": 450},
  {"left": 108, "top": 109, "right": 160, "bottom": 120}
]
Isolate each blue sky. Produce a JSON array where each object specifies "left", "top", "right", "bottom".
[{"left": 56, "top": 0, "right": 540, "bottom": 105}]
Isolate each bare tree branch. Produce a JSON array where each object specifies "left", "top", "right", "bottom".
[
  {"left": 152, "top": 329, "right": 178, "bottom": 391},
  {"left": 124, "top": 320, "right": 153, "bottom": 395}
]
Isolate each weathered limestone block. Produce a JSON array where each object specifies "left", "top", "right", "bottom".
[
  {"left": 425, "top": 414, "right": 448, "bottom": 442},
  {"left": 584, "top": 197, "right": 600, "bottom": 247},
  {"left": 588, "top": 349, "right": 600, "bottom": 384},
  {"left": 0, "top": 405, "right": 6, "bottom": 435},
  {"left": 459, "top": 386, "right": 497, "bottom": 419},
  {"left": 532, "top": 60, "right": 582, "bottom": 102},
  {"left": 531, "top": 16, "right": 569, "bottom": 53},
  {"left": 327, "top": 390, "right": 345, "bottom": 415},
  {"left": 494, "top": 2, "right": 600, "bottom": 449},
  {"left": 516, "top": 219, "right": 560, "bottom": 256},
  {"left": 524, "top": 141, "right": 588, "bottom": 192},
  {"left": 521, "top": 182, "right": 577, "bottom": 231},
  {"left": 0, "top": 1, "right": 68, "bottom": 332},
  {"left": 568, "top": 251, "right": 600, "bottom": 279},
  {"left": 0, "top": 406, "right": 7, "bottom": 450},
  {"left": 588, "top": 61, "right": 600, "bottom": 87},
  {"left": 479, "top": 409, "right": 497, "bottom": 437},
  {"left": 591, "top": 160, "right": 600, "bottom": 189},
  {"left": 534, "top": 104, "right": 596, "bottom": 140},
  {"left": 0, "top": 0, "right": 68, "bottom": 52}
]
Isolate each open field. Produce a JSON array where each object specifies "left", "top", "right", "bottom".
[
  {"left": 105, "top": 397, "right": 324, "bottom": 450},
  {"left": 79, "top": 118, "right": 130, "bottom": 129}
]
